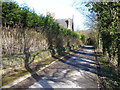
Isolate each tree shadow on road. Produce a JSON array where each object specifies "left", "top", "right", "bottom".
[
  {"left": 52, "top": 53, "right": 97, "bottom": 75},
  {"left": 52, "top": 47, "right": 110, "bottom": 79},
  {"left": 54, "top": 48, "right": 119, "bottom": 87}
]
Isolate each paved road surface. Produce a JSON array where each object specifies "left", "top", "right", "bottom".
[{"left": 28, "top": 45, "right": 98, "bottom": 88}]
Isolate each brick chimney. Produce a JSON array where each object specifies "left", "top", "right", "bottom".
[
  {"left": 68, "top": 18, "right": 71, "bottom": 29},
  {"left": 51, "top": 13, "right": 55, "bottom": 20},
  {"left": 46, "top": 11, "right": 55, "bottom": 20},
  {"left": 46, "top": 11, "right": 49, "bottom": 16}
]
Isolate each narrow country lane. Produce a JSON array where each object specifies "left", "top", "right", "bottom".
[{"left": 28, "top": 45, "right": 99, "bottom": 88}]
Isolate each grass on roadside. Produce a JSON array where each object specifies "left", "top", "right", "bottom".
[
  {"left": 98, "top": 56, "right": 120, "bottom": 89},
  {"left": 2, "top": 57, "right": 56, "bottom": 86}
]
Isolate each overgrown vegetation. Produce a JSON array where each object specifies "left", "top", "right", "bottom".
[
  {"left": 88, "top": 29, "right": 99, "bottom": 48},
  {"left": 2, "top": 1, "right": 81, "bottom": 38},
  {"left": 98, "top": 56, "right": 120, "bottom": 88},
  {"left": 76, "top": 30, "right": 89, "bottom": 44},
  {"left": 85, "top": 1, "right": 120, "bottom": 88},
  {"left": 2, "top": 1, "right": 83, "bottom": 55}
]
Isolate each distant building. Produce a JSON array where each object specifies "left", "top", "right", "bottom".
[
  {"left": 55, "top": 18, "right": 74, "bottom": 31},
  {"left": 46, "top": 11, "right": 74, "bottom": 31}
]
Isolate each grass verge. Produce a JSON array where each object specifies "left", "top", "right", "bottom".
[
  {"left": 2, "top": 57, "right": 56, "bottom": 86},
  {"left": 97, "top": 56, "right": 120, "bottom": 89}
]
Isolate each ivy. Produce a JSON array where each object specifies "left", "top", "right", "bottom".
[{"left": 87, "top": 2, "right": 120, "bottom": 77}]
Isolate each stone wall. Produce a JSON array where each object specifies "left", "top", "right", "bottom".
[
  {"left": 2, "top": 45, "right": 80, "bottom": 75},
  {"left": 2, "top": 50, "right": 51, "bottom": 74}
]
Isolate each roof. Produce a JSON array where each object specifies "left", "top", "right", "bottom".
[
  {"left": 55, "top": 19, "right": 74, "bottom": 31},
  {"left": 55, "top": 19, "right": 68, "bottom": 29}
]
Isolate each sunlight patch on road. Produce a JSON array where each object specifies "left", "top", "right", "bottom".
[
  {"left": 28, "top": 46, "right": 98, "bottom": 88},
  {"left": 86, "top": 50, "right": 94, "bottom": 53},
  {"left": 29, "top": 75, "right": 82, "bottom": 88},
  {"left": 81, "top": 58, "right": 95, "bottom": 63}
]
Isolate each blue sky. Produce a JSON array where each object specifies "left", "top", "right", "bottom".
[{"left": 13, "top": 0, "right": 90, "bottom": 31}]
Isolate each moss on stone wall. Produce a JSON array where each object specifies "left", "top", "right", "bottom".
[{"left": 2, "top": 45, "right": 81, "bottom": 75}]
